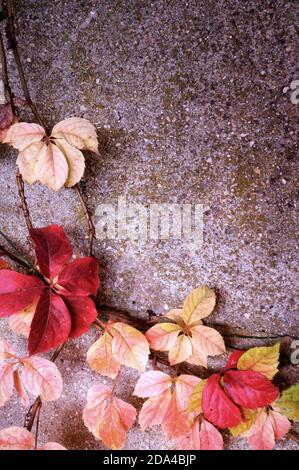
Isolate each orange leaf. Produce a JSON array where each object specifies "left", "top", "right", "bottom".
[
  {"left": 237, "top": 343, "right": 280, "bottom": 380},
  {"left": 8, "top": 300, "right": 37, "bottom": 337},
  {"left": 138, "top": 389, "right": 172, "bottom": 431},
  {"left": 182, "top": 285, "right": 216, "bottom": 325},
  {"left": 134, "top": 370, "right": 172, "bottom": 397},
  {"left": 110, "top": 322, "right": 150, "bottom": 373},
  {"left": 188, "top": 325, "right": 225, "bottom": 367},
  {"left": 162, "top": 390, "right": 193, "bottom": 439},
  {"left": 0, "top": 259, "right": 10, "bottom": 270},
  {"left": 168, "top": 334, "right": 192, "bottom": 365},
  {"left": 243, "top": 408, "right": 290, "bottom": 450},
  {"left": 21, "top": 356, "right": 63, "bottom": 401},
  {"left": 87, "top": 332, "right": 121, "bottom": 379},
  {"left": 83, "top": 383, "right": 136, "bottom": 450},
  {"left": 145, "top": 322, "right": 181, "bottom": 351},
  {"left": 13, "top": 370, "right": 29, "bottom": 407}
]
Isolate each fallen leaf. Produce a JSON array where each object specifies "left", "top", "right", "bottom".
[
  {"left": 276, "top": 384, "right": 299, "bottom": 421},
  {"left": 182, "top": 285, "right": 216, "bottom": 325},
  {"left": 21, "top": 356, "right": 63, "bottom": 401},
  {"left": 133, "top": 371, "right": 172, "bottom": 397},
  {"left": 3, "top": 122, "right": 45, "bottom": 151},
  {"left": 51, "top": 117, "right": 98, "bottom": 153},
  {"left": 138, "top": 389, "right": 172, "bottom": 431}
]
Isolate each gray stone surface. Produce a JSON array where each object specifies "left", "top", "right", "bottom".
[{"left": 0, "top": 0, "right": 298, "bottom": 450}]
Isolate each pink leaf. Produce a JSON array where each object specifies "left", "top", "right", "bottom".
[
  {"left": 0, "top": 270, "right": 44, "bottom": 316},
  {"left": 0, "top": 363, "right": 14, "bottom": 407},
  {"left": 28, "top": 291, "right": 71, "bottom": 355},
  {"left": 138, "top": 389, "right": 172, "bottom": 431},
  {"left": 245, "top": 409, "right": 276, "bottom": 450},
  {"left": 0, "top": 339, "right": 16, "bottom": 361},
  {"left": 8, "top": 300, "right": 37, "bottom": 337},
  {"left": 83, "top": 383, "right": 112, "bottom": 435},
  {"left": 3, "top": 122, "right": 45, "bottom": 151},
  {"left": 145, "top": 323, "right": 181, "bottom": 351},
  {"left": 162, "top": 391, "right": 193, "bottom": 439},
  {"left": 13, "top": 370, "right": 29, "bottom": 407},
  {"left": 133, "top": 371, "right": 172, "bottom": 397},
  {"left": 87, "top": 332, "right": 121, "bottom": 379},
  {"left": 175, "top": 419, "right": 201, "bottom": 450},
  {"left": 268, "top": 409, "right": 291, "bottom": 440},
  {"left": 30, "top": 225, "right": 72, "bottom": 280},
  {"left": 21, "top": 356, "right": 63, "bottom": 401},
  {"left": 199, "top": 419, "right": 223, "bottom": 450},
  {"left": 175, "top": 374, "right": 201, "bottom": 411},
  {"left": 57, "top": 257, "right": 100, "bottom": 297},
  {"left": 0, "top": 426, "right": 34, "bottom": 450}
]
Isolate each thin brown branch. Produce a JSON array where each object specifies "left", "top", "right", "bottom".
[
  {"left": 0, "top": 28, "right": 15, "bottom": 111},
  {"left": 0, "top": 242, "right": 32, "bottom": 271},
  {"left": 16, "top": 168, "right": 33, "bottom": 232},
  {"left": 24, "top": 343, "right": 66, "bottom": 432},
  {"left": 6, "top": 0, "right": 47, "bottom": 129},
  {"left": 75, "top": 184, "right": 95, "bottom": 256}
]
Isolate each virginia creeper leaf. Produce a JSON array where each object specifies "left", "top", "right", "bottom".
[
  {"left": 30, "top": 225, "right": 72, "bottom": 279},
  {"left": 63, "top": 296, "right": 98, "bottom": 338},
  {"left": 57, "top": 257, "right": 100, "bottom": 296},
  {"left": 276, "top": 384, "right": 299, "bottom": 421},
  {"left": 237, "top": 343, "right": 280, "bottom": 379},
  {"left": 168, "top": 334, "right": 192, "bottom": 365},
  {"left": 3, "top": 122, "right": 45, "bottom": 151},
  {"left": 21, "top": 356, "right": 63, "bottom": 401},
  {"left": 175, "top": 374, "right": 201, "bottom": 410},
  {"left": 223, "top": 370, "right": 279, "bottom": 409},
  {"left": 225, "top": 350, "right": 245, "bottom": 369},
  {"left": 182, "top": 285, "right": 216, "bottom": 325},
  {"left": 188, "top": 379, "right": 207, "bottom": 413},
  {"left": 8, "top": 300, "right": 36, "bottom": 337},
  {"left": 16, "top": 141, "right": 45, "bottom": 185},
  {"left": 87, "top": 332, "right": 121, "bottom": 379},
  {"left": 138, "top": 389, "right": 172, "bottom": 431},
  {"left": 145, "top": 323, "right": 181, "bottom": 351},
  {"left": 51, "top": 117, "right": 98, "bottom": 153},
  {"left": 28, "top": 291, "right": 71, "bottom": 355},
  {"left": 202, "top": 374, "right": 242, "bottom": 428},
  {"left": 35, "top": 142, "right": 68, "bottom": 191},
  {"left": 54, "top": 138, "right": 85, "bottom": 187},
  {"left": 162, "top": 391, "right": 193, "bottom": 439},
  {"left": 13, "top": 370, "right": 29, "bottom": 407},
  {"left": 133, "top": 371, "right": 172, "bottom": 397},
  {"left": 110, "top": 322, "right": 150, "bottom": 373},
  {"left": 0, "top": 363, "right": 14, "bottom": 406},
  {"left": 0, "top": 426, "right": 34, "bottom": 450},
  {"left": 0, "top": 270, "right": 44, "bottom": 316}
]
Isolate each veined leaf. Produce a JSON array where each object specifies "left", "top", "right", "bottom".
[
  {"left": 182, "top": 285, "right": 216, "bottom": 325},
  {"left": 276, "top": 384, "right": 299, "bottom": 421},
  {"left": 237, "top": 343, "right": 280, "bottom": 379}
]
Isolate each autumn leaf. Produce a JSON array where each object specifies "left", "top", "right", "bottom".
[
  {"left": 276, "top": 384, "right": 299, "bottom": 421},
  {"left": 109, "top": 322, "right": 150, "bottom": 373},
  {"left": 138, "top": 390, "right": 172, "bottom": 431},
  {"left": 225, "top": 350, "right": 245, "bottom": 369},
  {"left": 146, "top": 286, "right": 225, "bottom": 367},
  {"left": 83, "top": 383, "right": 136, "bottom": 450},
  {"left": 237, "top": 343, "right": 280, "bottom": 379},
  {"left": 133, "top": 371, "right": 172, "bottom": 397},
  {"left": 229, "top": 408, "right": 257, "bottom": 437},
  {"left": 87, "top": 331, "right": 121, "bottom": 379},
  {"left": 202, "top": 374, "right": 242, "bottom": 428},
  {"left": 162, "top": 391, "right": 193, "bottom": 439},
  {"left": 0, "top": 103, "right": 15, "bottom": 143},
  {"left": 176, "top": 418, "right": 223, "bottom": 450},
  {"left": 182, "top": 285, "right": 216, "bottom": 325},
  {"left": 0, "top": 225, "right": 100, "bottom": 354},
  {"left": 223, "top": 370, "right": 279, "bottom": 409},
  {"left": 243, "top": 409, "right": 291, "bottom": 450},
  {"left": 4, "top": 117, "right": 98, "bottom": 190},
  {"left": 188, "top": 379, "right": 207, "bottom": 412},
  {"left": 0, "top": 426, "right": 66, "bottom": 450},
  {"left": 0, "top": 339, "right": 63, "bottom": 407}
]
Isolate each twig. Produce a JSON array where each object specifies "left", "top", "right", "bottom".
[
  {"left": 6, "top": 0, "right": 47, "bottom": 130},
  {"left": 24, "top": 343, "right": 65, "bottom": 432},
  {"left": 75, "top": 184, "right": 95, "bottom": 256},
  {"left": 0, "top": 28, "right": 15, "bottom": 111},
  {"left": 16, "top": 168, "right": 33, "bottom": 232},
  {"left": 34, "top": 400, "right": 41, "bottom": 448},
  {"left": 0, "top": 242, "right": 32, "bottom": 271}
]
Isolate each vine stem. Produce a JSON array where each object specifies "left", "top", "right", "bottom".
[
  {"left": 75, "top": 184, "right": 95, "bottom": 256},
  {"left": 0, "top": 243, "right": 32, "bottom": 271},
  {"left": 16, "top": 168, "right": 33, "bottom": 232},
  {"left": 6, "top": 0, "right": 47, "bottom": 130},
  {"left": 0, "top": 29, "right": 15, "bottom": 111}
]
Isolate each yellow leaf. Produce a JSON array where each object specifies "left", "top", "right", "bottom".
[
  {"left": 276, "top": 385, "right": 299, "bottom": 421},
  {"left": 51, "top": 117, "right": 98, "bottom": 153},
  {"left": 168, "top": 334, "right": 192, "bottom": 365},
  {"left": 87, "top": 332, "right": 121, "bottom": 379},
  {"left": 229, "top": 408, "right": 257, "bottom": 436},
  {"left": 237, "top": 343, "right": 280, "bottom": 379},
  {"left": 188, "top": 379, "right": 207, "bottom": 412},
  {"left": 35, "top": 142, "right": 68, "bottom": 191},
  {"left": 54, "top": 138, "right": 85, "bottom": 187},
  {"left": 188, "top": 325, "right": 225, "bottom": 367},
  {"left": 182, "top": 285, "right": 216, "bottom": 325},
  {"left": 3, "top": 122, "right": 45, "bottom": 150}
]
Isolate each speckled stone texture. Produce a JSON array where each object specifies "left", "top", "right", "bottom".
[{"left": 0, "top": 0, "right": 298, "bottom": 450}]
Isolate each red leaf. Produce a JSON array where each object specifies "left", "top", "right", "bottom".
[
  {"left": 225, "top": 350, "right": 245, "bottom": 369},
  {"left": 63, "top": 296, "right": 98, "bottom": 338},
  {"left": 28, "top": 291, "right": 71, "bottom": 354},
  {"left": 202, "top": 374, "right": 241, "bottom": 429},
  {"left": 0, "top": 270, "right": 44, "bottom": 316},
  {"left": 30, "top": 225, "right": 72, "bottom": 279},
  {"left": 57, "top": 257, "right": 100, "bottom": 296},
  {"left": 223, "top": 370, "right": 278, "bottom": 409}
]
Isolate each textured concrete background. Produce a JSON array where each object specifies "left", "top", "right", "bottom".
[{"left": 0, "top": 0, "right": 298, "bottom": 450}]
